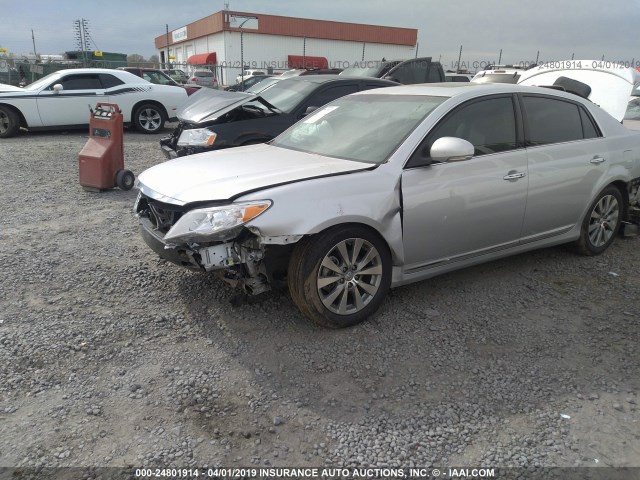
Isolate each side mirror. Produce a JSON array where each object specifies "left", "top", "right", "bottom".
[
  {"left": 430, "top": 137, "right": 474, "bottom": 162},
  {"left": 384, "top": 75, "right": 399, "bottom": 83},
  {"left": 301, "top": 106, "right": 318, "bottom": 117},
  {"left": 52, "top": 84, "right": 63, "bottom": 94}
]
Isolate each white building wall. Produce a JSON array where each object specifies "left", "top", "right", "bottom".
[
  {"left": 221, "top": 32, "right": 415, "bottom": 79},
  {"left": 160, "top": 32, "right": 416, "bottom": 84}
]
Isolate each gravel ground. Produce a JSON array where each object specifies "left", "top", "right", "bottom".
[{"left": 0, "top": 126, "right": 639, "bottom": 472}]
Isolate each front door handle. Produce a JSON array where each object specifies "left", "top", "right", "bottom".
[
  {"left": 591, "top": 156, "right": 606, "bottom": 164},
  {"left": 503, "top": 171, "right": 526, "bottom": 181}
]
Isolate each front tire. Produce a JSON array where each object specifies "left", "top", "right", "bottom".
[
  {"left": 0, "top": 106, "right": 20, "bottom": 138},
  {"left": 133, "top": 104, "right": 165, "bottom": 134},
  {"left": 288, "top": 225, "right": 391, "bottom": 328},
  {"left": 575, "top": 185, "right": 623, "bottom": 255}
]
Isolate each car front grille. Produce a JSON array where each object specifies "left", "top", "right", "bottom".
[{"left": 136, "top": 194, "right": 185, "bottom": 235}]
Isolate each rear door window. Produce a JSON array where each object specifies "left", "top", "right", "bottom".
[
  {"left": 523, "top": 96, "right": 585, "bottom": 146},
  {"left": 99, "top": 74, "right": 124, "bottom": 88}
]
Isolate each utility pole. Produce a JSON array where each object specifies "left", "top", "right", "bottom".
[
  {"left": 456, "top": 45, "right": 463, "bottom": 72},
  {"left": 31, "top": 29, "right": 37, "bottom": 58},
  {"left": 166, "top": 24, "right": 170, "bottom": 68},
  {"left": 238, "top": 16, "right": 257, "bottom": 90},
  {"left": 535, "top": 50, "right": 539, "bottom": 65},
  {"left": 498, "top": 49, "right": 502, "bottom": 65}
]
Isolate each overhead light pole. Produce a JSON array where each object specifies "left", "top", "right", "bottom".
[{"left": 238, "top": 16, "right": 257, "bottom": 91}]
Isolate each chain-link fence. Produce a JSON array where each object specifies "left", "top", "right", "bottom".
[{"left": 2, "top": 58, "right": 321, "bottom": 88}]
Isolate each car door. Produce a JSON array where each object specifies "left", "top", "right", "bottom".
[
  {"left": 401, "top": 95, "right": 529, "bottom": 271},
  {"left": 36, "top": 72, "right": 108, "bottom": 127},
  {"left": 518, "top": 94, "right": 609, "bottom": 242}
]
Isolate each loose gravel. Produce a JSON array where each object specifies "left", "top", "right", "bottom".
[{"left": 0, "top": 126, "right": 638, "bottom": 471}]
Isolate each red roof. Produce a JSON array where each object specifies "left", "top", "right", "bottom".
[
  {"left": 186, "top": 53, "right": 217, "bottom": 65},
  {"left": 156, "top": 11, "right": 417, "bottom": 49},
  {"left": 288, "top": 55, "right": 328, "bottom": 69}
]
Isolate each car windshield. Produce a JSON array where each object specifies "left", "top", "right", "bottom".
[
  {"left": 625, "top": 98, "right": 640, "bottom": 120},
  {"left": 195, "top": 71, "right": 213, "bottom": 77},
  {"left": 246, "top": 77, "right": 281, "bottom": 94},
  {"left": 340, "top": 64, "right": 386, "bottom": 77},
  {"left": 143, "top": 71, "right": 177, "bottom": 86},
  {"left": 251, "top": 80, "right": 318, "bottom": 113},
  {"left": 24, "top": 72, "right": 62, "bottom": 91},
  {"left": 472, "top": 73, "right": 520, "bottom": 84},
  {"left": 272, "top": 94, "right": 445, "bottom": 164}
]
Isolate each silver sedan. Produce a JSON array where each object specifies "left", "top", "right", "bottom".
[{"left": 135, "top": 83, "right": 640, "bottom": 328}]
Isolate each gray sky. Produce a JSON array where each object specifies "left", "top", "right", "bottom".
[{"left": 2, "top": 0, "right": 639, "bottom": 70}]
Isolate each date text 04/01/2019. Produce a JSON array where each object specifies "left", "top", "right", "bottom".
[{"left": 134, "top": 467, "right": 497, "bottom": 478}]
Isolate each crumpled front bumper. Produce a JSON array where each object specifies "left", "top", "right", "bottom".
[
  {"left": 139, "top": 217, "right": 202, "bottom": 271},
  {"left": 159, "top": 135, "right": 209, "bottom": 159},
  {"left": 159, "top": 136, "right": 180, "bottom": 159}
]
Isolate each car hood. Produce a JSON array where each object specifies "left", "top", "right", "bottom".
[
  {"left": 0, "top": 83, "right": 25, "bottom": 93},
  {"left": 518, "top": 62, "right": 640, "bottom": 121},
  {"left": 176, "top": 87, "right": 277, "bottom": 124},
  {"left": 137, "top": 144, "right": 374, "bottom": 205}
]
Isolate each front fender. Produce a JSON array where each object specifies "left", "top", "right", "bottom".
[{"left": 239, "top": 165, "right": 406, "bottom": 263}]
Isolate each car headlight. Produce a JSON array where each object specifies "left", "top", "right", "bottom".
[
  {"left": 164, "top": 201, "right": 272, "bottom": 243},
  {"left": 177, "top": 128, "right": 217, "bottom": 147}
]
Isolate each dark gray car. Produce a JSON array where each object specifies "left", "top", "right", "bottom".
[{"left": 160, "top": 75, "right": 397, "bottom": 158}]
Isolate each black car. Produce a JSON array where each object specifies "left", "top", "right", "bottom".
[
  {"left": 160, "top": 75, "right": 397, "bottom": 158},
  {"left": 339, "top": 57, "right": 445, "bottom": 84}
]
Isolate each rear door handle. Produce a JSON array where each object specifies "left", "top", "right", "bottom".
[
  {"left": 590, "top": 156, "right": 606, "bottom": 164},
  {"left": 503, "top": 171, "right": 526, "bottom": 180}
]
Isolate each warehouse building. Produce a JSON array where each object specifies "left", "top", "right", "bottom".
[{"left": 154, "top": 10, "right": 418, "bottom": 84}]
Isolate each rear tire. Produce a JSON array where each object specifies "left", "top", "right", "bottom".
[
  {"left": 133, "top": 104, "right": 165, "bottom": 134},
  {"left": 575, "top": 185, "right": 623, "bottom": 255},
  {"left": 288, "top": 225, "right": 391, "bottom": 328},
  {"left": 0, "top": 106, "right": 20, "bottom": 138},
  {"left": 116, "top": 169, "right": 135, "bottom": 191}
]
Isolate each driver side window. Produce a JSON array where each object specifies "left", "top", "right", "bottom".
[
  {"left": 408, "top": 96, "right": 518, "bottom": 167},
  {"left": 56, "top": 74, "right": 103, "bottom": 90}
]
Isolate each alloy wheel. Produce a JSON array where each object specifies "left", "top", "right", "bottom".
[
  {"left": 588, "top": 194, "right": 619, "bottom": 247},
  {"left": 316, "top": 238, "right": 383, "bottom": 315},
  {"left": 139, "top": 109, "right": 161, "bottom": 131}
]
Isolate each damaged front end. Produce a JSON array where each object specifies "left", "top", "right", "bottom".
[{"left": 135, "top": 193, "right": 296, "bottom": 296}]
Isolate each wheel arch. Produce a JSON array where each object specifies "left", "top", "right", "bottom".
[
  {"left": 609, "top": 179, "right": 630, "bottom": 219},
  {"left": 0, "top": 103, "right": 28, "bottom": 128},
  {"left": 131, "top": 100, "right": 168, "bottom": 121},
  {"left": 298, "top": 220, "right": 395, "bottom": 260}
]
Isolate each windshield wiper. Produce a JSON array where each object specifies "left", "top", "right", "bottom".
[{"left": 254, "top": 96, "right": 283, "bottom": 114}]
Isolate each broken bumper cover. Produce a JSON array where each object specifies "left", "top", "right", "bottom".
[
  {"left": 139, "top": 217, "right": 240, "bottom": 272},
  {"left": 139, "top": 218, "right": 202, "bottom": 271}
]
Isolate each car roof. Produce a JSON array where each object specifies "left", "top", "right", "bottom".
[
  {"left": 279, "top": 75, "right": 396, "bottom": 85},
  {"left": 354, "top": 82, "right": 597, "bottom": 104}
]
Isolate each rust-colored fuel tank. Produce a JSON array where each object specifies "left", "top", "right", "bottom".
[{"left": 79, "top": 103, "right": 134, "bottom": 191}]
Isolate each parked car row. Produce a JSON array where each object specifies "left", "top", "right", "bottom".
[{"left": 134, "top": 62, "right": 640, "bottom": 328}]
